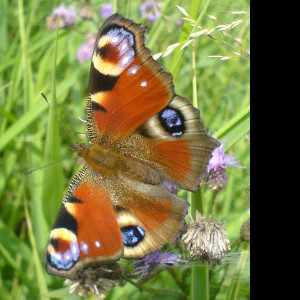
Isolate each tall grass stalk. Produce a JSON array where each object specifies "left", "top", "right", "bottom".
[{"left": 190, "top": 36, "right": 209, "bottom": 300}]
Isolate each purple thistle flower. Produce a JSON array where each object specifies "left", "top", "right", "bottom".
[
  {"left": 46, "top": 4, "right": 76, "bottom": 29},
  {"left": 208, "top": 141, "right": 245, "bottom": 172},
  {"left": 140, "top": 1, "right": 161, "bottom": 22},
  {"left": 100, "top": 3, "right": 113, "bottom": 19},
  {"left": 133, "top": 249, "right": 186, "bottom": 277},
  {"left": 206, "top": 140, "right": 245, "bottom": 190},
  {"left": 76, "top": 35, "right": 96, "bottom": 63}
]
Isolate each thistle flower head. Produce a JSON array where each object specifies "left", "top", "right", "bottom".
[
  {"left": 76, "top": 35, "right": 97, "bottom": 63},
  {"left": 65, "top": 264, "right": 121, "bottom": 298},
  {"left": 182, "top": 211, "right": 230, "bottom": 264},
  {"left": 140, "top": 1, "right": 161, "bottom": 22},
  {"left": 206, "top": 140, "right": 245, "bottom": 190},
  {"left": 46, "top": 4, "right": 76, "bottom": 30},
  {"left": 208, "top": 141, "right": 244, "bottom": 172},
  {"left": 133, "top": 249, "right": 186, "bottom": 278},
  {"left": 100, "top": 3, "right": 113, "bottom": 19}
]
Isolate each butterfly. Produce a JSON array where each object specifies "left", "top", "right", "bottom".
[{"left": 45, "top": 13, "right": 219, "bottom": 280}]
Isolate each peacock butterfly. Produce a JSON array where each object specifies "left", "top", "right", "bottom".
[{"left": 45, "top": 13, "right": 219, "bottom": 280}]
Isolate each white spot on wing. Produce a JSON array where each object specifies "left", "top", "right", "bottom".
[
  {"left": 111, "top": 36, "right": 119, "bottom": 44},
  {"left": 80, "top": 242, "right": 89, "bottom": 254},
  {"left": 129, "top": 66, "right": 139, "bottom": 75},
  {"left": 140, "top": 81, "right": 147, "bottom": 87},
  {"left": 122, "top": 56, "right": 130, "bottom": 66}
]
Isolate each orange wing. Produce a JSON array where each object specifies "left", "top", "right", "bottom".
[
  {"left": 86, "top": 14, "right": 174, "bottom": 141},
  {"left": 45, "top": 167, "right": 123, "bottom": 280},
  {"left": 139, "top": 96, "right": 219, "bottom": 191}
]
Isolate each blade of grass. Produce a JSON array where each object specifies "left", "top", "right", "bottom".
[
  {"left": 0, "top": 64, "right": 85, "bottom": 152},
  {"left": 42, "top": 18, "right": 64, "bottom": 225},
  {"left": 216, "top": 103, "right": 250, "bottom": 149},
  {"left": 24, "top": 198, "right": 49, "bottom": 299},
  {"left": 0, "top": 219, "right": 32, "bottom": 262},
  {"left": 190, "top": 38, "right": 210, "bottom": 300}
]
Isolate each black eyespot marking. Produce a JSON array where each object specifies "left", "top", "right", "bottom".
[
  {"left": 49, "top": 237, "right": 58, "bottom": 248},
  {"left": 158, "top": 107, "right": 185, "bottom": 137},
  {"left": 98, "top": 46, "right": 107, "bottom": 58},
  {"left": 92, "top": 101, "right": 107, "bottom": 112},
  {"left": 67, "top": 195, "right": 83, "bottom": 203},
  {"left": 115, "top": 205, "right": 127, "bottom": 212},
  {"left": 121, "top": 225, "right": 145, "bottom": 247},
  {"left": 89, "top": 62, "right": 119, "bottom": 94},
  {"left": 52, "top": 205, "right": 78, "bottom": 234}
]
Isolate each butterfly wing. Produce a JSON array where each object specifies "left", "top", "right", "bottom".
[
  {"left": 86, "top": 13, "right": 219, "bottom": 191},
  {"left": 139, "top": 95, "right": 219, "bottom": 191},
  {"left": 111, "top": 174, "right": 188, "bottom": 258},
  {"left": 45, "top": 167, "right": 188, "bottom": 279},
  {"left": 86, "top": 13, "right": 174, "bottom": 141},
  {"left": 45, "top": 167, "right": 123, "bottom": 280}
]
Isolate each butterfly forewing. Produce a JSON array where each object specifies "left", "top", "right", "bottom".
[{"left": 86, "top": 14, "right": 174, "bottom": 141}]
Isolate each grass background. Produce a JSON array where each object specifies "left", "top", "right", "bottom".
[{"left": 0, "top": 0, "right": 250, "bottom": 299}]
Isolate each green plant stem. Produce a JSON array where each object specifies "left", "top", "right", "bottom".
[
  {"left": 211, "top": 191, "right": 218, "bottom": 220},
  {"left": 113, "top": 0, "right": 118, "bottom": 13},
  {"left": 189, "top": 5, "right": 212, "bottom": 292},
  {"left": 190, "top": 188, "right": 209, "bottom": 300}
]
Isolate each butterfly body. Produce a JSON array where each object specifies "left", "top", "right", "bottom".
[{"left": 45, "top": 13, "right": 219, "bottom": 280}]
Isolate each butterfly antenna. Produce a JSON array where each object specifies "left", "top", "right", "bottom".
[
  {"left": 41, "top": 91, "right": 79, "bottom": 145},
  {"left": 24, "top": 158, "right": 67, "bottom": 175}
]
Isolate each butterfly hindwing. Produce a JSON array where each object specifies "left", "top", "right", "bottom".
[
  {"left": 45, "top": 167, "right": 123, "bottom": 280},
  {"left": 112, "top": 174, "right": 188, "bottom": 258},
  {"left": 45, "top": 168, "right": 188, "bottom": 279},
  {"left": 139, "top": 96, "right": 219, "bottom": 191}
]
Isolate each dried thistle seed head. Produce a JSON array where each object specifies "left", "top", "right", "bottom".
[
  {"left": 240, "top": 219, "right": 250, "bottom": 243},
  {"left": 66, "top": 263, "right": 121, "bottom": 298},
  {"left": 182, "top": 211, "right": 231, "bottom": 264}
]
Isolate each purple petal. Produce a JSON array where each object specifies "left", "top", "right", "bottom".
[{"left": 100, "top": 3, "right": 113, "bottom": 19}]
